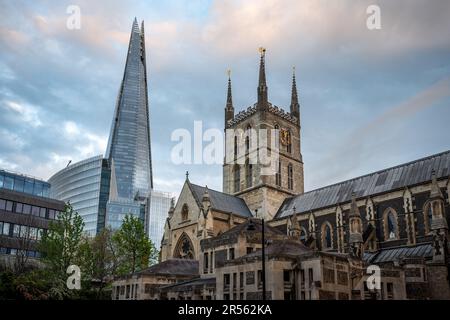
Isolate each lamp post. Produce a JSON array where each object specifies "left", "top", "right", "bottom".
[
  {"left": 246, "top": 213, "right": 266, "bottom": 301},
  {"left": 261, "top": 217, "right": 266, "bottom": 301}
]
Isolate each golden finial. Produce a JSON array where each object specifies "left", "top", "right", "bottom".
[
  {"left": 293, "top": 66, "right": 296, "bottom": 72},
  {"left": 227, "top": 69, "right": 231, "bottom": 78},
  {"left": 259, "top": 47, "right": 266, "bottom": 56}
]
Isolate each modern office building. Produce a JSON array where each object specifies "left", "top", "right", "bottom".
[
  {"left": 148, "top": 191, "right": 174, "bottom": 246},
  {"left": 105, "top": 18, "right": 153, "bottom": 232},
  {"left": 0, "top": 169, "right": 50, "bottom": 198},
  {"left": 48, "top": 155, "right": 111, "bottom": 236},
  {"left": 0, "top": 169, "right": 65, "bottom": 267}
]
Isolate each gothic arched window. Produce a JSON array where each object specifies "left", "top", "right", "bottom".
[
  {"left": 274, "top": 124, "right": 280, "bottom": 150},
  {"left": 181, "top": 204, "right": 189, "bottom": 221},
  {"left": 321, "top": 222, "right": 333, "bottom": 249},
  {"left": 276, "top": 160, "right": 282, "bottom": 187},
  {"left": 383, "top": 208, "right": 399, "bottom": 241},
  {"left": 286, "top": 129, "right": 292, "bottom": 154},
  {"left": 245, "top": 161, "right": 252, "bottom": 188},
  {"left": 287, "top": 163, "right": 293, "bottom": 190},
  {"left": 422, "top": 201, "right": 433, "bottom": 234},
  {"left": 245, "top": 125, "right": 251, "bottom": 154},
  {"left": 174, "top": 233, "right": 194, "bottom": 259},
  {"left": 234, "top": 165, "right": 240, "bottom": 193},
  {"left": 300, "top": 227, "right": 308, "bottom": 244},
  {"left": 234, "top": 136, "right": 238, "bottom": 159}
]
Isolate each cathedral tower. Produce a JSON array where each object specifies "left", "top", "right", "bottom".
[{"left": 223, "top": 49, "right": 304, "bottom": 220}]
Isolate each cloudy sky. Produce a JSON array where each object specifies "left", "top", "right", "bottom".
[{"left": 1, "top": 0, "right": 450, "bottom": 196}]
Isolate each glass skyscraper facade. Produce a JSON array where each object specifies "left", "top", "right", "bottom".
[
  {"left": 48, "top": 155, "right": 111, "bottom": 236},
  {"left": 0, "top": 170, "right": 50, "bottom": 197},
  {"left": 105, "top": 18, "right": 153, "bottom": 232},
  {"left": 148, "top": 190, "right": 174, "bottom": 246}
]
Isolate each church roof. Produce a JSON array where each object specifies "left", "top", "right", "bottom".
[
  {"left": 201, "top": 218, "right": 285, "bottom": 249},
  {"left": 364, "top": 244, "right": 433, "bottom": 264},
  {"left": 134, "top": 259, "right": 198, "bottom": 277},
  {"left": 233, "top": 238, "right": 312, "bottom": 262},
  {"left": 189, "top": 183, "right": 253, "bottom": 217},
  {"left": 275, "top": 150, "right": 450, "bottom": 219}
]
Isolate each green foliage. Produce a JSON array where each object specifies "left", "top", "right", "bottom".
[
  {"left": 112, "top": 214, "right": 157, "bottom": 275},
  {"left": 39, "top": 203, "right": 85, "bottom": 279}
]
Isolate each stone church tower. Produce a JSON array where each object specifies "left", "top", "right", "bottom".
[{"left": 223, "top": 49, "right": 304, "bottom": 220}]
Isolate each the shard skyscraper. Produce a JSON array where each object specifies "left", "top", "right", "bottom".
[{"left": 105, "top": 18, "right": 153, "bottom": 233}]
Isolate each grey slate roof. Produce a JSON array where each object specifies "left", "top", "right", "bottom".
[
  {"left": 135, "top": 259, "right": 199, "bottom": 277},
  {"left": 159, "top": 277, "right": 216, "bottom": 292},
  {"left": 276, "top": 150, "right": 450, "bottom": 218},
  {"left": 189, "top": 182, "right": 253, "bottom": 217},
  {"left": 364, "top": 244, "right": 433, "bottom": 264}
]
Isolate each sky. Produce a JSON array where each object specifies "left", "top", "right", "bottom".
[{"left": 1, "top": 0, "right": 450, "bottom": 197}]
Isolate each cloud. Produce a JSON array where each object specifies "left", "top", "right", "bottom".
[{"left": 3, "top": 100, "right": 42, "bottom": 127}]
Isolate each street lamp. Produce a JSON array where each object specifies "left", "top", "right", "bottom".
[{"left": 246, "top": 210, "right": 266, "bottom": 301}]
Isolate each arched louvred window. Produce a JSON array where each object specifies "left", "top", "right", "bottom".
[
  {"left": 274, "top": 124, "right": 280, "bottom": 150},
  {"left": 275, "top": 160, "right": 282, "bottom": 187},
  {"left": 245, "top": 160, "right": 253, "bottom": 188},
  {"left": 245, "top": 125, "right": 252, "bottom": 154},
  {"left": 287, "top": 163, "right": 293, "bottom": 190},
  {"left": 383, "top": 208, "right": 399, "bottom": 241},
  {"left": 174, "top": 233, "right": 195, "bottom": 259},
  {"left": 286, "top": 129, "right": 292, "bottom": 154},
  {"left": 181, "top": 204, "right": 189, "bottom": 221},
  {"left": 422, "top": 201, "right": 433, "bottom": 234},
  {"left": 233, "top": 164, "right": 240, "bottom": 193},
  {"left": 321, "top": 222, "right": 333, "bottom": 249},
  {"left": 234, "top": 136, "right": 238, "bottom": 159}
]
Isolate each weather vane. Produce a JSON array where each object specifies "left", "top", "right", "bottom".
[
  {"left": 259, "top": 47, "right": 266, "bottom": 56},
  {"left": 227, "top": 69, "right": 231, "bottom": 77}
]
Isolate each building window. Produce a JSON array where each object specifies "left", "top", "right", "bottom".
[
  {"left": 174, "top": 233, "right": 195, "bottom": 259},
  {"left": 181, "top": 204, "right": 189, "bottom": 221},
  {"left": 245, "top": 161, "right": 252, "bottom": 188},
  {"left": 386, "top": 283, "right": 394, "bottom": 300},
  {"left": 15, "top": 203, "right": 23, "bottom": 213},
  {"left": 287, "top": 130, "right": 292, "bottom": 154},
  {"left": 5, "top": 201, "right": 13, "bottom": 212},
  {"left": 287, "top": 164, "right": 293, "bottom": 190},
  {"left": 246, "top": 247, "right": 253, "bottom": 254},
  {"left": 135, "top": 284, "right": 138, "bottom": 299},
  {"left": 224, "top": 274, "right": 230, "bottom": 290},
  {"left": 422, "top": 201, "right": 433, "bottom": 234},
  {"left": 300, "top": 227, "right": 307, "bottom": 243},
  {"left": 233, "top": 165, "right": 240, "bottom": 193},
  {"left": 276, "top": 161, "right": 282, "bottom": 187},
  {"left": 257, "top": 270, "right": 263, "bottom": 288},
  {"left": 126, "top": 285, "right": 130, "bottom": 299},
  {"left": 283, "top": 270, "right": 291, "bottom": 283},
  {"left": 308, "top": 268, "right": 314, "bottom": 286},
  {"left": 321, "top": 222, "right": 333, "bottom": 249},
  {"left": 234, "top": 136, "right": 238, "bottom": 159},
  {"left": 233, "top": 273, "right": 237, "bottom": 289},
  {"left": 204, "top": 252, "right": 209, "bottom": 273},
  {"left": 274, "top": 124, "right": 280, "bottom": 150},
  {"left": 229, "top": 248, "right": 235, "bottom": 260},
  {"left": 239, "top": 272, "right": 244, "bottom": 288},
  {"left": 383, "top": 208, "right": 399, "bottom": 241}
]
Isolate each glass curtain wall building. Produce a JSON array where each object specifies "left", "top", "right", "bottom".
[
  {"left": 0, "top": 170, "right": 50, "bottom": 198},
  {"left": 149, "top": 190, "right": 174, "bottom": 246},
  {"left": 105, "top": 18, "right": 153, "bottom": 233},
  {"left": 48, "top": 155, "right": 110, "bottom": 236}
]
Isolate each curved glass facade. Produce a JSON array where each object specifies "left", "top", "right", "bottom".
[{"left": 48, "top": 155, "right": 110, "bottom": 236}]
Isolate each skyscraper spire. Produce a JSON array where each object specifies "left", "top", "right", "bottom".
[
  {"left": 290, "top": 66, "right": 300, "bottom": 119},
  {"left": 257, "top": 47, "right": 268, "bottom": 109},
  {"left": 225, "top": 69, "right": 234, "bottom": 127}
]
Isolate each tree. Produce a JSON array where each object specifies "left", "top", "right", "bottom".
[
  {"left": 75, "top": 228, "right": 116, "bottom": 299},
  {"left": 112, "top": 214, "right": 157, "bottom": 275},
  {"left": 38, "top": 203, "right": 84, "bottom": 298}
]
